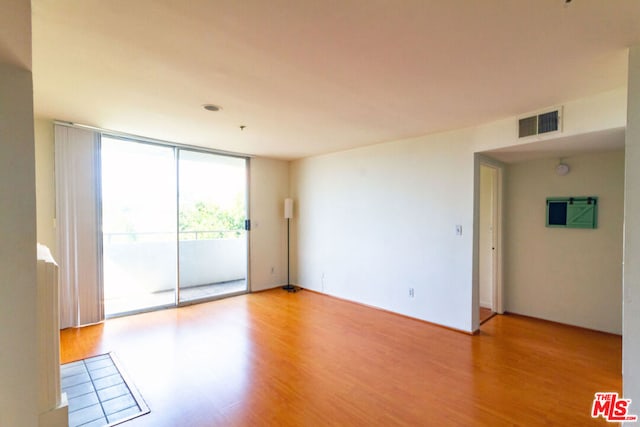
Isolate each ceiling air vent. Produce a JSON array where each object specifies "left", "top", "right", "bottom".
[{"left": 518, "top": 108, "right": 562, "bottom": 138}]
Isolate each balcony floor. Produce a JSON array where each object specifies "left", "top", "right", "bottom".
[{"left": 105, "top": 279, "right": 247, "bottom": 317}]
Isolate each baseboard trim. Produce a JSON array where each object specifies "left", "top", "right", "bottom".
[
  {"left": 251, "top": 284, "right": 290, "bottom": 294},
  {"left": 503, "top": 311, "right": 622, "bottom": 337},
  {"left": 302, "top": 288, "right": 476, "bottom": 336}
]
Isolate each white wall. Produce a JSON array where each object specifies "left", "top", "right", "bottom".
[
  {"left": 291, "top": 88, "right": 628, "bottom": 333},
  {"left": 503, "top": 151, "right": 624, "bottom": 334},
  {"left": 471, "top": 88, "right": 628, "bottom": 153},
  {"left": 623, "top": 46, "right": 640, "bottom": 408},
  {"left": 291, "top": 131, "right": 476, "bottom": 331},
  {"left": 249, "top": 157, "right": 290, "bottom": 291},
  {"left": 34, "top": 118, "right": 56, "bottom": 258},
  {"left": 0, "top": 8, "right": 39, "bottom": 426}
]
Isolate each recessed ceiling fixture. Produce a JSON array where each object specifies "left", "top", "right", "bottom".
[{"left": 203, "top": 104, "right": 222, "bottom": 112}]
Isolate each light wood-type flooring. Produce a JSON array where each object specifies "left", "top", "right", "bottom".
[
  {"left": 60, "top": 289, "right": 621, "bottom": 426},
  {"left": 479, "top": 306, "right": 495, "bottom": 325}
]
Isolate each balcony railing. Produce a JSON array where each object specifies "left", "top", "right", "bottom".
[
  {"left": 104, "top": 230, "right": 244, "bottom": 243},
  {"left": 179, "top": 230, "right": 244, "bottom": 240},
  {"left": 103, "top": 231, "right": 247, "bottom": 296}
]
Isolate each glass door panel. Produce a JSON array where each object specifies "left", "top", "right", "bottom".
[
  {"left": 178, "top": 150, "right": 247, "bottom": 303},
  {"left": 101, "top": 137, "right": 177, "bottom": 315}
]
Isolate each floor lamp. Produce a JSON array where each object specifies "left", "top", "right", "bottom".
[{"left": 282, "top": 198, "right": 296, "bottom": 292}]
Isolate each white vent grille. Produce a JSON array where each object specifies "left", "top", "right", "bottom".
[{"left": 518, "top": 108, "right": 562, "bottom": 138}]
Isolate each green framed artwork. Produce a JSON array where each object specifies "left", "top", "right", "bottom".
[{"left": 546, "top": 197, "right": 598, "bottom": 229}]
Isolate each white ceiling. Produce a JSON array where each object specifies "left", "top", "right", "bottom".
[{"left": 31, "top": 1, "right": 640, "bottom": 159}]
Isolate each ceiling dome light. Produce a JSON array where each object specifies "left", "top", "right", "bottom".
[
  {"left": 203, "top": 104, "right": 222, "bottom": 112},
  {"left": 556, "top": 163, "right": 570, "bottom": 176}
]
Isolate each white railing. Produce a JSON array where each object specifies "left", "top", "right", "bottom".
[
  {"left": 105, "top": 230, "right": 243, "bottom": 243},
  {"left": 37, "top": 244, "right": 68, "bottom": 425},
  {"left": 103, "top": 232, "right": 247, "bottom": 299}
]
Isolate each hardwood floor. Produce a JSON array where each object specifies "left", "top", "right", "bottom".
[
  {"left": 479, "top": 306, "right": 494, "bottom": 324},
  {"left": 60, "top": 289, "right": 621, "bottom": 426}
]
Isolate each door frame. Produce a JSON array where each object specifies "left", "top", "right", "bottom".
[
  {"left": 99, "top": 131, "right": 251, "bottom": 316},
  {"left": 175, "top": 147, "right": 250, "bottom": 307},
  {"left": 473, "top": 154, "right": 505, "bottom": 330}
]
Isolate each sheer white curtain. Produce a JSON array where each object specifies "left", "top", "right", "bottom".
[{"left": 55, "top": 124, "right": 104, "bottom": 328}]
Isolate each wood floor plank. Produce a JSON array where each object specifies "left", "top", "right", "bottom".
[
  {"left": 60, "top": 289, "right": 621, "bottom": 426},
  {"left": 479, "top": 306, "right": 494, "bottom": 324}
]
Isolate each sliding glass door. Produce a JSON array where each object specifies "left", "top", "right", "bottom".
[
  {"left": 101, "top": 137, "right": 178, "bottom": 315},
  {"left": 102, "top": 139, "right": 248, "bottom": 316},
  {"left": 178, "top": 150, "right": 248, "bottom": 303}
]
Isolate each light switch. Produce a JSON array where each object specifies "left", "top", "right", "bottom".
[{"left": 456, "top": 225, "right": 463, "bottom": 236}]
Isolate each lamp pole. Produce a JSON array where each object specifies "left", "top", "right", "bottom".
[{"left": 283, "top": 198, "right": 295, "bottom": 292}]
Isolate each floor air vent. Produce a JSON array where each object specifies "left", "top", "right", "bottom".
[{"left": 518, "top": 108, "right": 561, "bottom": 138}]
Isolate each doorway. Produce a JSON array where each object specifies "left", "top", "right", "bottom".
[
  {"left": 101, "top": 138, "right": 178, "bottom": 315},
  {"left": 478, "top": 162, "right": 503, "bottom": 325},
  {"left": 177, "top": 149, "right": 248, "bottom": 304},
  {"left": 101, "top": 137, "right": 248, "bottom": 316}
]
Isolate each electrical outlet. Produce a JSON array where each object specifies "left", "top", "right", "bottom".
[{"left": 409, "top": 287, "right": 415, "bottom": 298}]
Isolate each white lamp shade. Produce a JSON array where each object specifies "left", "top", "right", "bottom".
[{"left": 284, "top": 198, "right": 294, "bottom": 219}]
